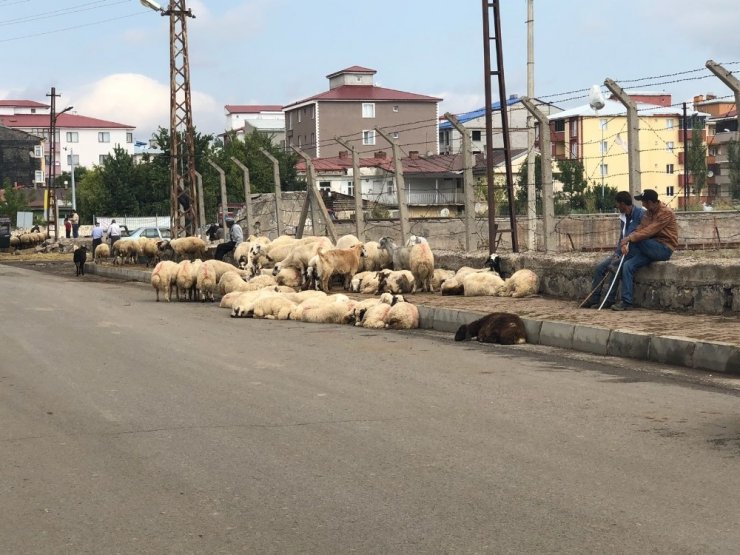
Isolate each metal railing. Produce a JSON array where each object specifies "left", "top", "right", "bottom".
[{"left": 364, "top": 191, "right": 464, "bottom": 206}]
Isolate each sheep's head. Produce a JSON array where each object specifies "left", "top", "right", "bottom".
[
  {"left": 272, "top": 264, "right": 282, "bottom": 276},
  {"left": 486, "top": 254, "right": 502, "bottom": 275},
  {"left": 378, "top": 237, "right": 396, "bottom": 251},
  {"left": 237, "top": 255, "right": 249, "bottom": 270}
]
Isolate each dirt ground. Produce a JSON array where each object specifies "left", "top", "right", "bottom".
[{"left": 3, "top": 252, "right": 739, "bottom": 348}]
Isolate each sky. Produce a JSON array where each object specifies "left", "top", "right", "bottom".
[{"left": 1, "top": 0, "right": 739, "bottom": 142}]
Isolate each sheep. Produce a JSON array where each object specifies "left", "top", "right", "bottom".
[
  {"left": 163, "top": 236, "right": 207, "bottom": 261},
  {"left": 196, "top": 259, "right": 249, "bottom": 302},
  {"left": 498, "top": 269, "right": 540, "bottom": 298},
  {"left": 231, "top": 289, "right": 282, "bottom": 318},
  {"left": 405, "top": 234, "right": 428, "bottom": 246},
  {"left": 409, "top": 241, "right": 434, "bottom": 292},
  {"left": 112, "top": 240, "right": 138, "bottom": 264},
  {"left": 431, "top": 269, "right": 455, "bottom": 292},
  {"left": 137, "top": 237, "right": 160, "bottom": 267},
  {"left": 376, "top": 269, "right": 416, "bottom": 295},
  {"left": 73, "top": 245, "right": 88, "bottom": 276},
  {"left": 271, "top": 236, "right": 333, "bottom": 282},
  {"left": 218, "top": 270, "right": 250, "bottom": 295},
  {"left": 288, "top": 293, "right": 350, "bottom": 321},
  {"left": 378, "top": 236, "right": 411, "bottom": 270},
  {"left": 462, "top": 271, "right": 505, "bottom": 297},
  {"left": 176, "top": 259, "right": 202, "bottom": 301},
  {"left": 242, "top": 274, "right": 278, "bottom": 291},
  {"left": 251, "top": 296, "right": 298, "bottom": 320},
  {"left": 335, "top": 234, "right": 361, "bottom": 249},
  {"left": 385, "top": 301, "right": 420, "bottom": 330},
  {"left": 93, "top": 243, "right": 110, "bottom": 263},
  {"left": 350, "top": 271, "right": 379, "bottom": 293},
  {"left": 246, "top": 235, "right": 324, "bottom": 275},
  {"left": 300, "top": 299, "right": 357, "bottom": 325},
  {"left": 316, "top": 243, "right": 366, "bottom": 292},
  {"left": 274, "top": 266, "right": 303, "bottom": 289},
  {"left": 221, "top": 287, "right": 278, "bottom": 310},
  {"left": 359, "top": 240, "right": 393, "bottom": 272},
  {"left": 356, "top": 302, "right": 392, "bottom": 329},
  {"left": 350, "top": 292, "right": 403, "bottom": 326},
  {"left": 150, "top": 260, "right": 179, "bottom": 302},
  {"left": 454, "top": 312, "right": 527, "bottom": 344},
  {"left": 441, "top": 266, "right": 495, "bottom": 296}
]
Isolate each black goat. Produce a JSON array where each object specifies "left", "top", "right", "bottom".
[
  {"left": 73, "top": 245, "right": 88, "bottom": 276},
  {"left": 454, "top": 312, "right": 526, "bottom": 345},
  {"left": 485, "top": 253, "right": 503, "bottom": 275}
]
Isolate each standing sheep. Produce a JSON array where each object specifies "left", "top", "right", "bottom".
[
  {"left": 409, "top": 241, "right": 434, "bottom": 292},
  {"left": 150, "top": 260, "right": 179, "bottom": 302},
  {"left": 93, "top": 243, "right": 110, "bottom": 264},
  {"left": 359, "top": 240, "right": 393, "bottom": 272},
  {"left": 176, "top": 259, "right": 202, "bottom": 301},
  {"left": 378, "top": 237, "right": 411, "bottom": 270},
  {"left": 316, "top": 243, "right": 366, "bottom": 292}
]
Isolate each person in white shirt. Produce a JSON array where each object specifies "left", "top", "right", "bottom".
[{"left": 108, "top": 219, "right": 122, "bottom": 248}]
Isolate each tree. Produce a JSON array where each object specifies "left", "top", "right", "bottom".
[
  {"left": 555, "top": 159, "right": 588, "bottom": 212},
  {"left": 0, "top": 184, "right": 31, "bottom": 220},
  {"left": 727, "top": 140, "right": 740, "bottom": 201},
  {"left": 686, "top": 119, "right": 708, "bottom": 199},
  {"left": 515, "top": 154, "right": 542, "bottom": 214}
]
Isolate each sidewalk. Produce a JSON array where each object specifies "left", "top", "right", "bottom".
[{"left": 87, "top": 264, "right": 740, "bottom": 376}]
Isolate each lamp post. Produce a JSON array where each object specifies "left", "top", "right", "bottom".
[
  {"left": 140, "top": 0, "right": 199, "bottom": 238},
  {"left": 46, "top": 86, "right": 73, "bottom": 240}
]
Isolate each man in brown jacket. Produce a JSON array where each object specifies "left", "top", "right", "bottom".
[{"left": 612, "top": 189, "right": 678, "bottom": 311}]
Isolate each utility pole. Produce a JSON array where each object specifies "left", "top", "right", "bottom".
[
  {"left": 525, "top": 0, "right": 536, "bottom": 250},
  {"left": 482, "top": 0, "right": 519, "bottom": 253},
  {"left": 259, "top": 148, "right": 284, "bottom": 237},
  {"left": 605, "top": 78, "right": 641, "bottom": 198},
  {"left": 444, "top": 113, "right": 476, "bottom": 251},
  {"left": 520, "top": 97, "right": 555, "bottom": 252},
  {"left": 705, "top": 60, "right": 740, "bottom": 141},
  {"left": 375, "top": 127, "right": 410, "bottom": 245},
  {"left": 682, "top": 102, "right": 689, "bottom": 210},
  {"left": 207, "top": 160, "right": 228, "bottom": 241},
  {"left": 335, "top": 138, "right": 365, "bottom": 239},
  {"left": 291, "top": 147, "right": 338, "bottom": 242},
  {"left": 194, "top": 171, "right": 205, "bottom": 239}
]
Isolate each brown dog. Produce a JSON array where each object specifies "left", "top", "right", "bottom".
[{"left": 454, "top": 312, "right": 526, "bottom": 344}]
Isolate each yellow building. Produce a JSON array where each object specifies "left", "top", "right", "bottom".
[{"left": 549, "top": 92, "right": 706, "bottom": 208}]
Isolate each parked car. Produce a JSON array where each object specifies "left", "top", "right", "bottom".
[{"left": 118, "top": 226, "right": 172, "bottom": 241}]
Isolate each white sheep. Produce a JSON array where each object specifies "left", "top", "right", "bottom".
[
  {"left": 440, "top": 266, "right": 491, "bottom": 296},
  {"left": 498, "top": 269, "right": 540, "bottom": 298},
  {"left": 385, "top": 301, "right": 420, "bottom": 330},
  {"left": 150, "top": 260, "right": 179, "bottom": 302},
  {"left": 288, "top": 293, "right": 350, "bottom": 321},
  {"left": 271, "top": 236, "right": 332, "bottom": 282},
  {"left": 251, "top": 296, "right": 298, "bottom": 320},
  {"left": 405, "top": 234, "right": 428, "bottom": 246},
  {"left": 274, "top": 266, "right": 303, "bottom": 289},
  {"left": 359, "top": 240, "right": 393, "bottom": 272},
  {"left": 218, "top": 270, "right": 250, "bottom": 295},
  {"left": 196, "top": 260, "right": 248, "bottom": 302},
  {"left": 462, "top": 271, "right": 505, "bottom": 296},
  {"left": 137, "top": 237, "right": 159, "bottom": 267},
  {"left": 94, "top": 243, "right": 110, "bottom": 263},
  {"left": 300, "top": 299, "right": 357, "bottom": 325},
  {"left": 112, "top": 240, "right": 138, "bottom": 264},
  {"left": 176, "top": 258, "right": 202, "bottom": 301},
  {"left": 357, "top": 302, "right": 392, "bottom": 329},
  {"left": 350, "top": 271, "right": 378, "bottom": 293},
  {"left": 377, "top": 269, "right": 416, "bottom": 295},
  {"left": 431, "top": 269, "right": 455, "bottom": 292},
  {"left": 409, "top": 241, "right": 434, "bottom": 292},
  {"left": 335, "top": 234, "right": 361, "bottom": 249}
]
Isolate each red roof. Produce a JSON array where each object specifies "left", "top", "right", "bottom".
[
  {"left": 0, "top": 113, "right": 134, "bottom": 129},
  {"left": 0, "top": 100, "right": 49, "bottom": 108},
  {"left": 326, "top": 66, "right": 377, "bottom": 79},
  {"left": 285, "top": 85, "right": 441, "bottom": 109},
  {"left": 225, "top": 105, "right": 283, "bottom": 114}
]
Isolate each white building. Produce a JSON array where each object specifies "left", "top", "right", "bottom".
[
  {"left": 224, "top": 105, "right": 285, "bottom": 147},
  {"left": 0, "top": 99, "right": 135, "bottom": 179}
]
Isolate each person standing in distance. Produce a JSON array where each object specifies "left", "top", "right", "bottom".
[
  {"left": 612, "top": 189, "right": 678, "bottom": 311},
  {"left": 108, "top": 219, "right": 122, "bottom": 248},
  {"left": 215, "top": 217, "right": 243, "bottom": 261},
  {"left": 91, "top": 221, "right": 104, "bottom": 256},
  {"left": 70, "top": 210, "right": 80, "bottom": 238}
]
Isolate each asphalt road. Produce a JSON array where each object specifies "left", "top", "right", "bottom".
[{"left": 1, "top": 264, "right": 739, "bottom": 554}]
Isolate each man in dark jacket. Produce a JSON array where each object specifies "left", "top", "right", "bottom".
[{"left": 612, "top": 189, "right": 678, "bottom": 311}]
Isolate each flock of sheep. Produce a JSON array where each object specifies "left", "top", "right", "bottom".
[
  {"left": 141, "top": 232, "right": 540, "bottom": 332},
  {"left": 8, "top": 231, "right": 47, "bottom": 249}
]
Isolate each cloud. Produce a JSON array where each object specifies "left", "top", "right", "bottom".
[
  {"left": 68, "top": 73, "right": 224, "bottom": 141},
  {"left": 643, "top": 0, "right": 740, "bottom": 52},
  {"left": 437, "top": 92, "right": 486, "bottom": 116}
]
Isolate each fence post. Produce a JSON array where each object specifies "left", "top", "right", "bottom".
[
  {"left": 444, "top": 113, "right": 476, "bottom": 251},
  {"left": 335, "top": 138, "right": 365, "bottom": 240},
  {"left": 374, "top": 127, "right": 410, "bottom": 245},
  {"left": 291, "top": 146, "right": 338, "bottom": 242},
  {"left": 230, "top": 158, "right": 254, "bottom": 237},
  {"left": 605, "top": 78, "right": 641, "bottom": 198},
  {"left": 259, "top": 148, "right": 283, "bottom": 237},
  {"left": 207, "top": 160, "right": 228, "bottom": 241},
  {"left": 194, "top": 171, "right": 206, "bottom": 239}
]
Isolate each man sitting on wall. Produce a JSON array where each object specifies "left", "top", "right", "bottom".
[
  {"left": 215, "top": 217, "right": 243, "bottom": 261},
  {"left": 611, "top": 189, "right": 678, "bottom": 311}
]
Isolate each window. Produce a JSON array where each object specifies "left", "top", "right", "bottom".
[
  {"left": 347, "top": 181, "right": 354, "bottom": 196},
  {"left": 362, "top": 130, "right": 376, "bottom": 145},
  {"left": 298, "top": 136, "right": 302, "bottom": 147},
  {"left": 600, "top": 164, "right": 608, "bottom": 177},
  {"left": 386, "top": 180, "right": 394, "bottom": 194},
  {"left": 393, "top": 105, "right": 399, "bottom": 112},
  {"left": 99, "top": 154, "right": 109, "bottom": 164},
  {"left": 319, "top": 181, "right": 331, "bottom": 193},
  {"left": 126, "top": 132, "right": 133, "bottom": 143},
  {"left": 600, "top": 118, "right": 608, "bottom": 130},
  {"left": 570, "top": 119, "right": 578, "bottom": 137},
  {"left": 666, "top": 186, "right": 674, "bottom": 196},
  {"left": 472, "top": 130, "right": 482, "bottom": 141},
  {"left": 288, "top": 113, "right": 293, "bottom": 130},
  {"left": 66, "top": 131, "right": 79, "bottom": 143},
  {"left": 666, "top": 164, "right": 674, "bottom": 174},
  {"left": 666, "top": 119, "right": 674, "bottom": 129},
  {"left": 392, "top": 131, "right": 399, "bottom": 139},
  {"left": 709, "top": 146, "right": 718, "bottom": 156},
  {"left": 310, "top": 132, "right": 315, "bottom": 146},
  {"left": 666, "top": 141, "right": 674, "bottom": 152},
  {"left": 570, "top": 142, "right": 578, "bottom": 158},
  {"left": 362, "top": 103, "right": 375, "bottom": 118},
  {"left": 298, "top": 110, "right": 302, "bottom": 123},
  {"left": 311, "top": 105, "right": 315, "bottom": 119},
  {"left": 34, "top": 145, "right": 43, "bottom": 158},
  {"left": 553, "top": 120, "right": 565, "bottom": 132},
  {"left": 67, "top": 154, "right": 80, "bottom": 166},
  {"left": 98, "top": 132, "right": 110, "bottom": 143},
  {"left": 600, "top": 140, "right": 608, "bottom": 155}
]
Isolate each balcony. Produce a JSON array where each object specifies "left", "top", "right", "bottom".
[
  {"left": 550, "top": 130, "right": 564, "bottom": 143},
  {"left": 677, "top": 173, "right": 694, "bottom": 186}
]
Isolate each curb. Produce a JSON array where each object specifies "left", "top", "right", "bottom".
[{"left": 85, "top": 263, "right": 740, "bottom": 376}]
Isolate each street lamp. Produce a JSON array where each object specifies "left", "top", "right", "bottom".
[
  {"left": 46, "top": 85, "right": 73, "bottom": 240},
  {"left": 64, "top": 146, "right": 77, "bottom": 210},
  {"left": 139, "top": 0, "right": 165, "bottom": 14}
]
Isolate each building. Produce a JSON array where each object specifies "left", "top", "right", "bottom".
[
  {"left": 0, "top": 100, "right": 135, "bottom": 180},
  {"left": 548, "top": 91, "right": 707, "bottom": 208},
  {"left": 694, "top": 94, "right": 738, "bottom": 202},
  {"left": 283, "top": 66, "right": 441, "bottom": 159},
  {"left": 224, "top": 105, "right": 285, "bottom": 147},
  {"left": 0, "top": 125, "right": 43, "bottom": 188},
  {"left": 438, "top": 96, "right": 562, "bottom": 154}
]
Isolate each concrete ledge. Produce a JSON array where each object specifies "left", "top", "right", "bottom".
[
  {"left": 417, "top": 306, "right": 482, "bottom": 333},
  {"left": 692, "top": 340, "right": 740, "bottom": 374},
  {"left": 521, "top": 318, "right": 542, "bottom": 344},
  {"left": 607, "top": 329, "right": 652, "bottom": 361},
  {"left": 539, "top": 321, "right": 575, "bottom": 350},
  {"left": 648, "top": 335, "right": 696, "bottom": 368},
  {"left": 572, "top": 324, "right": 612, "bottom": 356}
]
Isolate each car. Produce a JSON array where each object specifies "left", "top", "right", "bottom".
[{"left": 119, "top": 226, "right": 172, "bottom": 241}]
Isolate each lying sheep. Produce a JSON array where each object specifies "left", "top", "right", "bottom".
[
  {"left": 94, "top": 243, "right": 110, "bottom": 263},
  {"left": 356, "top": 302, "right": 392, "bottom": 329},
  {"left": 316, "top": 243, "right": 366, "bottom": 292},
  {"left": 350, "top": 271, "right": 378, "bottom": 293},
  {"left": 441, "top": 266, "right": 496, "bottom": 296},
  {"left": 431, "top": 269, "right": 455, "bottom": 292},
  {"left": 351, "top": 292, "right": 403, "bottom": 326},
  {"left": 498, "top": 269, "right": 539, "bottom": 298},
  {"left": 300, "top": 299, "right": 357, "bottom": 325},
  {"left": 218, "top": 270, "right": 250, "bottom": 295},
  {"left": 274, "top": 266, "right": 302, "bottom": 289},
  {"left": 454, "top": 312, "right": 526, "bottom": 344},
  {"left": 251, "top": 296, "right": 297, "bottom": 320},
  {"left": 150, "top": 260, "right": 179, "bottom": 302},
  {"left": 385, "top": 301, "right": 420, "bottom": 330},
  {"left": 289, "top": 294, "right": 350, "bottom": 321},
  {"left": 409, "top": 241, "right": 434, "bottom": 292},
  {"left": 230, "top": 289, "right": 281, "bottom": 318},
  {"left": 462, "top": 271, "right": 505, "bottom": 296},
  {"left": 377, "top": 269, "right": 416, "bottom": 295}
]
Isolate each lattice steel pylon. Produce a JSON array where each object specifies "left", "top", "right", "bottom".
[{"left": 165, "top": 1, "right": 198, "bottom": 238}]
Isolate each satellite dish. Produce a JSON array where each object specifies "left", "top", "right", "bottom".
[
  {"left": 589, "top": 85, "right": 606, "bottom": 111},
  {"left": 440, "top": 208, "right": 450, "bottom": 217},
  {"left": 707, "top": 170, "right": 714, "bottom": 178}
]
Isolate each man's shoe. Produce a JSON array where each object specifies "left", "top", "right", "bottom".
[
  {"left": 581, "top": 299, "right": 599, "bottom": 309},
  {"left": 592, "top": 301, "right": 614, "bottom": 309},
  {"left": 611, "top": 301, "right": 632, "bottom": 311}
]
